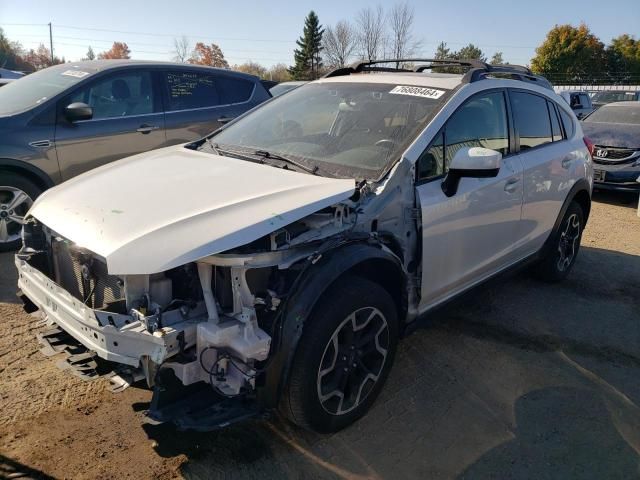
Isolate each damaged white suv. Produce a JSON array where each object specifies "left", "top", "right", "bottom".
[{"left": 16, "top": 59, "right": 593, "bottom": 433}]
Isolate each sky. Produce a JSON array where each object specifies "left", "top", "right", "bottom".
[{"left": 1, "top": 0, "right": 639, "bottom": 68}]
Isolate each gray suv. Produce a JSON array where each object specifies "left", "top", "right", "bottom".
[{"left": 0, "top": 60, "right": 270, "bottom": 250}]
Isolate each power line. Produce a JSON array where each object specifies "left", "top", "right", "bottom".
[
  {"left": 53, "top": 24, "right": 296, "bottom": 44},
  {"left": 9, "top": 33, "right": 293, "bottom": 55}
]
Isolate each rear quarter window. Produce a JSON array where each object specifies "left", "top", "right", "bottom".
[
  {"left": 165, "top": 71, "right": 220, "bottom": 111},
  {"left": 558, "top": 108, "right": 575, "bottom": 138},
  {"left": 511, "top": 91, "right": 553, "bottom": 149},
  {"left": 217, "top": 76, "right": 254, "bottom": 104}
]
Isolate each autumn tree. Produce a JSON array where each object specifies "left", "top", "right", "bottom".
[
  {"left": 189, "top": 42, "right": 228, "bottom": 68},
  {"left": 233, "top": 61, "right": 267, "bottom": 78},
  {"left": 23, "top": 44, "right": 63, "bottom": 70},
  {"left": 98, "top": 42, "right": 131, "bottom": 59},
  {"left": 172, "top": 36, "right": 190, "bottom": 63},
  {"left": 323, "top": 20, "right": 357, "bottom": 68},
  {"left": 531, "top": 24, "right": 606, "bottom": 82},
  {"left": 290, "top": 11, "right": 324, "bottom": 80}
]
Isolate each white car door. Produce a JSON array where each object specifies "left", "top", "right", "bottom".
[
  {"left": 509, "top": 90, "right": 577, "bottom": 254},
  {"left": 415, "top": 90, "right": 524, "bottom": 309}
]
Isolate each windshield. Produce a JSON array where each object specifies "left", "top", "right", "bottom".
[
  {"left": 584, "top": 105, "right": 640, "bottom": 125},
  {"left": 210, "top": 82, "right": 447, "bottom": 180},
  {"left": 591, "top": 91, "right": 638, "bottom": 104},
  {"left": 0, "top": 64, "right": 96, "bottom": 116},
  {"left": 269, "top": 82, "right": 306, "bottom": 97}
]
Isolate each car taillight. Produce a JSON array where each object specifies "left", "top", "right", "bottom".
[{"left": 583, "top": 136, "right": 595, "bottom": 158}]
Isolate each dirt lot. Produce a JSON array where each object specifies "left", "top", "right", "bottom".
[{"left": 1, "top": 191, "right": 639, "bottom": 480}]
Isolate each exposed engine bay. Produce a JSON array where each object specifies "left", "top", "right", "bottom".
[{"left": 16, "top": 158, "right": 420, "bottom": 428}]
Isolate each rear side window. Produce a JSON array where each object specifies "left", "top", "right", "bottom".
[
  {"left": 165, "top": 71, "right": 220, "bottom": 111},
  {"left": 511, "top": 91, "right": 552, "bottom": 150},
  {"left": 578, "top": 93, "right": 590, "bottom": 107},
  {"left": 559, "top": 108, "right": 575, "bottom": 138},
  {"left": 418, "top": 91, "right": 509, "bottom": 179},
  {"left": 216, "top": 77, "right": 254, "bottom": 104},
  {"left": 548, "top": 101, "right": 563, "bottom": 142}
]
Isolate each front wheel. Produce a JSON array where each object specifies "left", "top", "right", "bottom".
[
  {"left": 0, "top": 172, "right": 40, "bottom": 252},
  {"left": 534, "top": 201, "right": 584, "bottom": 282},
  {"left": 281, "top": 275, "right": 399, "bottom": 433}
]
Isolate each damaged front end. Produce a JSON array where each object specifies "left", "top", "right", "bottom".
[{"left": 16, "top": 158, "right": 420, "bottom": 430}]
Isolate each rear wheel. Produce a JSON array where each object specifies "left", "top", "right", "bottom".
[
  {"left": 534, "top": 201, "right": 584, "bottom": 282},
  {"left": 0, "top": 172, "right": 40, "bottom": 252},
  {"left": 281, "top": 275, "right": 399, "bottom": 433}
]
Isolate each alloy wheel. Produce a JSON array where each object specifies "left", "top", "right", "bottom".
[
  {"left": 557, "top": 213, "right": 581, "bottom": 272},
  {"left": 317, "top": 306, "right": 390, "bottom": 416},
  {"left": 0, "top": 186, "right": 33, "bottom": 245}
]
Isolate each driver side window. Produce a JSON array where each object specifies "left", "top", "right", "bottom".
[
  {"left": 418, "top": 91, "right": 509, "bottom": 180},
  {"left": 68, "top": 71, "right": 154, "bottom": 120}
]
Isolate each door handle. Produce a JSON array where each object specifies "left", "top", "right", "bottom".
[
  {"left": 218, "top": 116, "right": 235, "bottom": 125},
  {"left": 504, "top": 177, "right": 520, "bottom": 193},
  {"left": 561, "top": 158, "right": 572, "bottom": 169},
  {"left": 136, "top": 124, "right": 159, "bottom": 134}
]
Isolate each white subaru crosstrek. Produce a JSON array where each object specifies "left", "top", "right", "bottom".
[{"left": 16, "top": 59, "right": 593, "bottom": 433}]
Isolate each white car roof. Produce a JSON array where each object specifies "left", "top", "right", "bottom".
[{"left": 315, "top": 72, "right": 464, "bottom": 90}]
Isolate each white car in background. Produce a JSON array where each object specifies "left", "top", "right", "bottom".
[{"left": 16, "top": 58, "right": 593, "bottom": 433}]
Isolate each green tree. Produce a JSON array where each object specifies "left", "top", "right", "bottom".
[
  {"left": 432, "top": 41, "right": 452, "bottom": 72},
  {"left": 84, "top": 46, "right": 95, "bottom": 61},
  {"left": 490, "top": 51, "right": 504, "bottom": 65},
  {"left": 531, "top": 24, "right": 606, "bottom": 83},
  {"left": 290, "top": 11, "right": 324, "bottom": 80},
  {"left": 455, "top": 43, "right": 486, "bottom": 62},
  {"left": 606, "top": 34, "right": 640, "bottom": 78}
]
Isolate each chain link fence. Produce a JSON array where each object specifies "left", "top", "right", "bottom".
[{"left": 543, "top": 72, "right": 640, "bottom": 87}]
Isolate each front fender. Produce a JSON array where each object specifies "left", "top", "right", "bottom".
[{"left": 256, "top": 241, "right": 406, "bottom": 409}]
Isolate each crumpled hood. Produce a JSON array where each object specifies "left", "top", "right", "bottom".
[
  {"left": 29, "top": 145, "right": 355, "bottom": 274},
  {"left": 581, "top": 122, "right": 640, "bottom": 149}
]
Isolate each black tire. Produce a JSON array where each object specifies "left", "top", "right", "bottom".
[
  {"left": 281, "top": 275, "right": 399, "bottom": 433},
  {"left": 533, "top": 201, "right": 584, "bottom": 283},
  {"left": 0, "top": 172, "right": 41, "bottom": 252}
]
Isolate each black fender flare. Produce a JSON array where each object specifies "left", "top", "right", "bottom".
[
  {"left": 0, "top": 158, "right": 55, "bottom": 190},
  {"left": 540, "top": 178, "right": 591, "bottom": 256},
  {"left": 257, "top": 241, "right": 407, "bottom": 409}
]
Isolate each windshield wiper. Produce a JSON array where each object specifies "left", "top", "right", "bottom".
[
  {"left": 253, "top": 149, "right": 319, "bottom": 175},
  {"left": 206, "top": 142, "right": 267, "bottom": 165},
  {"left": 206, "top": 138, "right": 221, "bottom": 155}
]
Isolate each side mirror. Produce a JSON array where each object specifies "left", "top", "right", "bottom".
[
  {"left": 441, "top": 147, "right": 502, "bottom": 197},
  {"left": 64, "top": 102, "right": 93, "bottom": 122}
]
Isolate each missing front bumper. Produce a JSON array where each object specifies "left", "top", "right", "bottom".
[{"left": 16, "top": 256, "right": 198, "bottom": 368}]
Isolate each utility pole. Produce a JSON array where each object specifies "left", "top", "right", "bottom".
[{"left": 48, "top": 23, "right": 54, "bottom": 63}]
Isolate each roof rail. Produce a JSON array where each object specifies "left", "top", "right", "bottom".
[
  {"left": 323, "top": 58, "right": 553, "bottom": 90},
  {"left": 323, "top": 58, "right": 487, "bottom": 77}
]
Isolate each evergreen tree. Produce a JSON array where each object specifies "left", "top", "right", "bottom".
[
  {"left": 432, "top": 41, "right": 452, "bottom": 73},
  {"left": 290, "top": 11, "right": 324, "bottom": 80},
  {"left": 490, "top": 51, "right": 504, "bottom": 65},
  {"left": 84, "top": 46, "right": 95, "bottom": 61}
]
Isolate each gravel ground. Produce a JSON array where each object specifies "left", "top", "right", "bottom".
[{"left": 0, "top": 191, "right": 639, "bottom": 479}]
